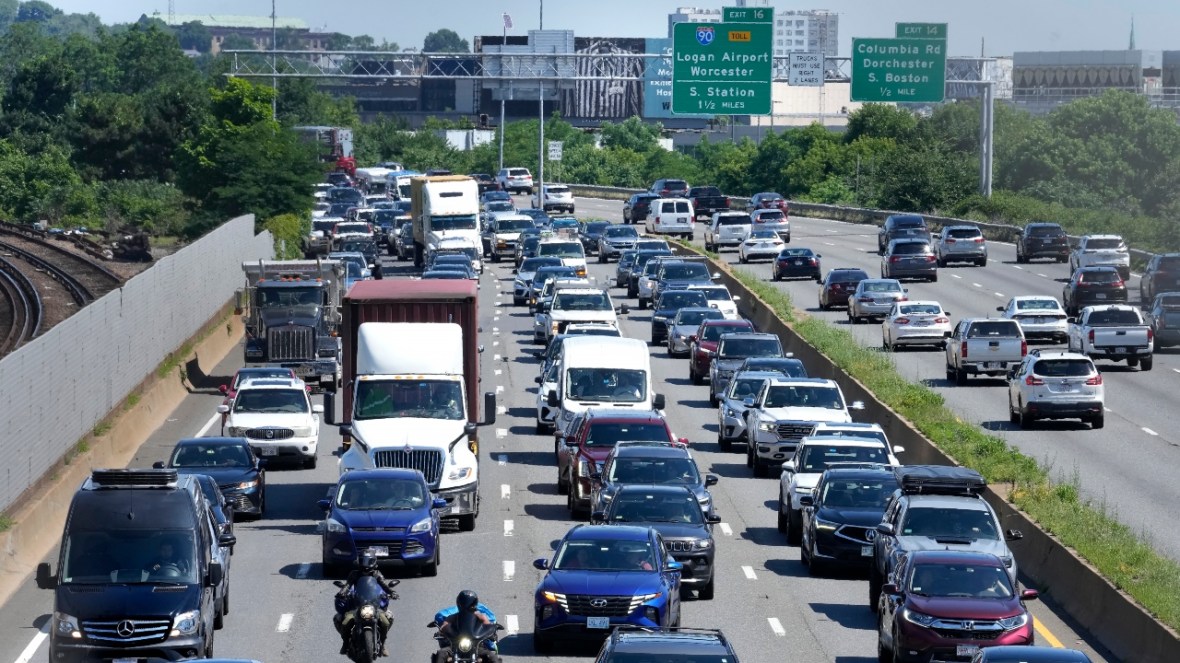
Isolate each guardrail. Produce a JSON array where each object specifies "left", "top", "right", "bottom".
[{"left": 565, "top": 184, "right": 1158, "bottom": 266}]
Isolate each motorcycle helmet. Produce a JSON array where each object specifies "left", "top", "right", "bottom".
[
  {"left": 359, "top": 552, "right": 377, "bottom": 571},
  {"left": 456, "top": 589, "right": 478, "bottom": 612}
]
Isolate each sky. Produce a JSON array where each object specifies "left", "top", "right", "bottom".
[{"left": 43, "top": 0, "right": 1176, "bottom": 57}]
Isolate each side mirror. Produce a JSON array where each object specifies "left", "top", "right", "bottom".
[
  {"left": 943, "top": 311, "right": 951, "bottom": 316},
  {"left": 742, "top": 397, "right": 755, "bottom": 408},
  {"left": 876, "top": 523, "right": 895, "bottom": 536},
  {"left": 781, "top": 461, "right": 796, "bottom": 473},
  {"left": 547, "top": 390, "right": 559, "bottom": 407},
  {"left": 590, "top": 510, "right": 606, "bottom": 523},
  {"left": 711, "top": 273, "right": 721, "bottom": 280},
  {"left": 892, "top": 445, "right": 906, "bottom": 454},
  {"left": 532, "top": 558, "right": 550, "bottom": 570},
  {"left": 218, "top": 385, "right": 228, "bottom": 395},
  {"left": 732, "top": 295, "right": 741, "bottom": 301},
  {"left": 590, "top": 473, "right": 602, "bottom": 482},
  {"left": 1006, "top": 529, "right": 1024, "bottom": 541},
  {"left": 653, "top": 393, "right": 666, "bottom": 410},
  {"left": 667, "top": 560, "right": 684, "bottom": 572},
  {"left": 799, "top": 495, "right": 814, "bottom": 507},
  {"left": 312, "top": 404, "right": 325, "bottom": 414},
  {"left": 564, "top": 436, "right": 578, "bottom": 447},
  {"left": 996, "top": 306, "right": 1005, "bottom": 312},
  {"left": 216, "top": 404, "right": 230, "bottom": 414},
  {"left": 317, "top": 498, "right": 331, "bottom": 511},
  {"left": 688, "top": 335, "right": 698, "bottom": 343},
  {"left": 534, "top": 376, "right": 543, "bottom": 384},
  {"left": 881, "top": 583, "right": 901, "bottom": 597},
  {"left": 483, "top": 392, "right": 497, "bottom": 425},
  {"left": 208, "top": 561, "right": 224, "bottom": 588},
  {"left": 706, "top": 514, "right": 722, "bottom": 524},
  {"left": 849, "top": 401, "right": 866, "bottom": 411},
  {"left": 705, "top": 474, "right": 719, "bottom": 486},
  {"left": 218, "top": 532, "right": 237, "bottom": 549},
  {"left": 1067, "top": 317, "right": 1077, "bottom": 324},
  {"left": 511, "top": 268, "right": 518, "bottom": 274},
  {"left": 152, "top": 461, "right": 166, "bottom": 469},
  {"left": 333, "top": 580, "right": 347, "bottom": 588},
  {"left": 1006, "top": 368, "right": 1017, "bottom": 380},
  {"left": 1021, "top": 589, "right": 1040, "bottom": 601},
  {"left": 35, "top": 562, "right": 56, "bottom": 590},
  {"left": 338, "top": 424, "right": 353, "bottom": 438},
  {"left": 433, "top": 498, "right": 448, "bottom": 509}
]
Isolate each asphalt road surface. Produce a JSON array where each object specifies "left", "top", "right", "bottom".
[{"left": 0, "top": 207, "right": 1113, "bottom": 663}]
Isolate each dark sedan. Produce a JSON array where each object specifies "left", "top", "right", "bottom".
[
  {"left": 773, "top": 247, "right": 822, "bottom": 281},
  {"left": 1145, "top": 292, "right": 1180, "bottom": 348},
  {"left": 155, "top": 437, "right": 266, "bottom": 518},
  {"left": 469, "top": 173, "right": 499, "bottom": 194},
  {"left": 881, "top": 239, "right": 937, "bottom": 282},
  {"left": 650, "top": 289, "right": 710, "bottom": 345},
  {"left": 799, "top": 467, "right": 899, "bottom": 573},
  {"left": 623, "top": 193, "right": 660, "bottom": 224},
  {"left": 746, "top": 191, "right": 789, "bottom": 214},
  {"left": 735, "top": 356, "right": 807, "bottom": 378},
  {"left": 818, "top": 268, "right": 870, "bottom": 310}
]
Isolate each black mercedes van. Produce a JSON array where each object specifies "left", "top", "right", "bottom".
[{"left": 36, "top": 468, "right": 233, "bottom": 662}]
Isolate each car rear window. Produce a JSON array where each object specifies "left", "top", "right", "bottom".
[
  {"left": 832, "top": 270, "right": 869, "bottom": 284},
  {"left": 1086, "top": 309, "right": 1140, "bottom": 325},
  {"left": 658, "top": 292, "right": 708, "bottom": 309},
  {"left": 691, "top": 186, "right": 722, "bottom": 196},
  {"left": 716, "top": 214, "right": 749, "bottom": 225},
  {"left": 1026, "top": 224, "right": 1064, "bottom": 237},
  {"left": 661, "top": 263, "right": 710, "bottom": 280},
  {"left": 1157, "top": 256, "right": 1180, "bottom": 270},
  {"left": 508, "top": 169, "right": 530, "bottom": 176},
  {"left": 675, "top": 202, "right": 691, "bottom": 213},
  {"left": 1033, "top": 359, "right": 1094, "bottom": 377},
  {"left": 1086, "top": 238, "right": 1125, "bottom": 250},
  {"left": 702, "top": 323, "right": 753, "bottom": 341},
  {"left": 947, "top": 227, "right": 981, "bottom": 238},
  {"left": 966, "top": 321, "right": 1021, "bottom": 337},
  {"left": 665, "top": 180, "right": 687, "bottom": 189},
  {"left": 1079, "top": 270, "right": 1121, "bottom": 283},
  {"left": 719, "top": 337, "right": 782, "bottom": 358},
  {"left": 891, "top": 217, "right": 925, "bottom": 228},
  {"left": 756, "top": 210, "right": 785, "bottom": 221},
  {"left": 547, "top": 185, "right": 570, "bottom": 193},
  {"left": 891, "top": 241, "right": 932, "bottom": 255}
]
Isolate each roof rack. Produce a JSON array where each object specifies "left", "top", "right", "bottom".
[
  {"left": 894, "top": 465, "right": 985, "bottom": 496},
  {"left": 823, "top": 461, "right": 891, "bottom": 471},
  {"left": 90, "top": 468, "right": 178, "bottom": 488}
]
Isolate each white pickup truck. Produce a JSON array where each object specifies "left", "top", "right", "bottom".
[
  {"left": 1067, "top": 304, "right": 1154, "bottom": 370},
  {"left": 945, "top": 318, "right": 1027, "bottom": 385}
]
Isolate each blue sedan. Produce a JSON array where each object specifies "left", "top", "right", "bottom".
[
  {"left": 319, "top": 468, "right": 445, "bottom": 577},
  {"left": 532, "top": 524, "right": 682, "bottom": 653}
]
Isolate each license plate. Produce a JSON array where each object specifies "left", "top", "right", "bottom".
[
  {"left": 1115, "top": 346, "right": 1127, "bottom": 354},
  {"left": 1095, "top": 293, "right": 1107, "bottom": 299},
  {"left": 293, "top": 365, "right": 315, "bottom": 376},
  {"left": 794, "top": 259, "right": 804, "bottom": 265},
  {"left": 985, "top": 362, "right": 1002, "bottom": 370},
  {"left": 861, "top": 546, "right": 873, "bottom": 557},
  {"left": 587, "top": 617, "right": 611, "bottom": 629},
  {"left": 957, "top": 645, "right": 980, "bottom": 657},
  {"left": 369, "top": 546, "right": 389, "bottom": 557},
  {"left": 260, "top": 446, "right": 278, "bottom": 457},
  {"left": 914, "top": 321, "right": 931, "bottom": 326},
  {"left": 113, "top": 659, "right": 140, "bottom": 663}
]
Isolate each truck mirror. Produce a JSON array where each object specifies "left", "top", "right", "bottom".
[
  {"left": 218, "top": 384, "right": 228, "bottom": 395},
  {"left": 547, "top": 390, "right": 559, "bottom": 407},
  {"left": 35, "top": 562, "right": 56, "bottom": 590},
  {"left": 653, "top": 393, "right": 666, "bottom": 410},
  {"left": 482, "top": 393, "right": 496, "bottom": 426},
  {"left": 338, "top": 424, "right": 353, "bottom": 438},
  {"left": 207, "top": 562, "right": 223, "bottom": 588},
  {"left": 152, "top": 461, "right": 165, "bottom": 469},
  {"left": 216, "top": 404, "right": 230, "bottom": 414}
]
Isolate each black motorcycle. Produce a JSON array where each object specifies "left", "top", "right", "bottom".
[
  {"left": 335, "top": 575, "right": 397, "bottom": 663},
  {"left": 428, "top": 610, "right": 505, "bottom": 663}
]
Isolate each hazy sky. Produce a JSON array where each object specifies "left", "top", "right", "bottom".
[{"left": 45, "top": 0, "right": 1172, "bottom": 57}]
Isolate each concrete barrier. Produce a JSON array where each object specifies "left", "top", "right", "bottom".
[{"left": 667, "top": 242, "right": 1180, "bottom": 662}]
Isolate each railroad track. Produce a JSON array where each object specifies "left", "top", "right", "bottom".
[
  {"left": 0, "top": 255, "right": 43, "bottom": 355},
  {"left": 0, "top": 229, "right": 122, "bottom": 305}
]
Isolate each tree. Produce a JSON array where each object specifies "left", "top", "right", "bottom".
[
  {"left": 277, "top": 78, "right": 359, "bottom": 127},
  {"left": 15, "top": 0, "right": 59, "bottom": 23},
  {"left": 175, "top": 21, "right": 211, "bottom": 53},
  {"left": 0, "top": 0, "right": 18, "bottom": 34},
  {"left": 423, "top": 29, "right": 468, "bottom": 53},
  {"left": 351, "top": 34, "right": 375, "bottom": 50},
  {"left": 601, "top": 116, "right": 660, "bottom": 152},
  {"left": 844, "top": 103, "right": 919, "bottom": 145},
  {"left": 220, "top": 33, "right": 256, "bottom": 51}
]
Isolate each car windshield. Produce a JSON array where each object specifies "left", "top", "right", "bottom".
[
  {"left": 717, "top": 214, "right": 749, "bottom": 226},
  {"left": 909, "top": 563, "right": 1014, "bottom": 599},
  {"left": 354, "top": 380, "right": 464, "bottom": 420},
  {"left": 1015, "top": 299, "right": 1059, "bottom": 311},
  {"left": 749, "top": 230, "right": 779, "bottom": 240},
  {"left": 605, "top": 225, "right": 638, "bottom": 238},
  {"left": 702, "top": 323, "right": 750, "bottom": 341},
  {"left": 233, "top": 369, "right": 293, "bottom": 389},
  {"left": 552, "top": 219, "right": 579, "bottom": 230},
  {"left": 313, "top": 220, "right": 339, "bottom": 233},
  {"left": 566, "top": 368, "right": 647, "bottom": 402},
  {"left": 584, "top": 222, "right": 610, "bottom": 234},
  {"left": 658, "top": 292, "right": 708, "bottom": 310},
  {"left": 422, "top": 271, "right": 465, "bottom": 279},
  {"left": 520, "top": 257, "right": 562, "bottom": 273},
  {"left": 891, "top": 242, "right": 931, "bottom": 255},
  {"left": 675, "top": 309, "right": 723, "bottom": 327},
  {"left": 336, "top": 223, "right": 369, "bottom": 234},
  {"left": 967, "top": 321, "right": 1020, "bottom": 337},
  {"left": 719, "top": 338, "right": 781, "bottom": 358},
  {"left": 171, "top": 443, "right": 252, "bottom": 468},
  {"left": 695, "top": 287, "right": 731, "bottom": 302},
  {"left": 373, "top": 210, "right": 398, "bottom": 223},
  {"left": 257, "top": 287, "right": 321, "bottom": 308},
  {"left": 662, "top": 263, "right": 710, "bottom": 280},
  {"left": 779, "top": 248, "right": 814, "bottom": 257},
  {"left": 727, "top": 376, "right": 768, "bottom": 399},
  {"left": 797, "top": 445, "right": 887, "bottom": 472},
  {"left": 742, "top": 359, "right": 807, "bottom": 377},
  {"left": 1033, "top": 359, "right": 1094, "bottom": 377},
  {"left": 521, "top": 237, "right": 542, "bottom": 252},
  {"left": 554, "top": 539, "right": 657, "bottom": 572},
  {"left": 499, "top": 219, "right": 534, "bottom": 231},
  {"left": 553, "top": 292, "right": 611, "bottom": 311},
  {"left": 1087, "top": 238, "right": 1125, "bottom": 250},
  {"left": 901, "top": 507, "right": 999, "bottom": 540},
  {"left": 585, "top": 422, "right": 670, "bottom": 447},
  {"left": 609, "top": 457, "right": 701, "bottom": 485},
  {"left": 334, "top": 478, "right": 427, "bottom": 511},
  {"left": 863, "top": 281, "right": 902, "bottom": 293},
  {"left": 810, "top": 429, "right": 888, "bottom": 445},
  {"left": 532, "top": 268, "right": 576, "bottom": 286},
  {"left": 1158, "top": 295, "right": 1180, "bottom": 309},
  {"left": 339, "top": 241, "right": 374, "bottom": 254},
  {"left": 538, "top": 242, "right": 583, "bottom": 258},
  {"left": 820, "top": 478, "right": 895, "bottom": 508},
  {"left": 898, "top": 304, "right": 942, "bottom": 315},
  {"left": 636, "top": 241, "right": 671, "bottom": 251},
  {"left": 609, "top": 493, "right": 703, "bottom": 524},
  {"left": 486, "top": 201, "right": 515, "bottom": 212},
  {"left": 233, "top": 389, "right": 308, "bottom": 413},
  {"left": 61, "top": 531, "right": 199, "bottom": 584},
  {"left": 764, "top": 385, "right": 844, "bottom": 409},
  {"left": 433, "top": 214, "right": 478, "bottom": 231},
  {"left": 1086, "top": 309, "right": 1140, "bottom": 325}
]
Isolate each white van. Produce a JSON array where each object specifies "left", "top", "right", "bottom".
[
  {"left": 546, "top": 336, "right": 665, "bottom": 436},
  {"left": 646, "top": 198, "right": 695, "bottom": 240}
]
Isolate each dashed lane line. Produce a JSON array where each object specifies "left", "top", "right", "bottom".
[
  {"left": 498, "top": 454, "right": 508, "bottom": 466},
  {"left": 494, "top": 369, "right": 503, "bottom": 376},
  {"left": 767, "top": 617, "right": 786, "bottom": 637},
  {"left": 1013, "top": 265, "right": 1023, "bottom": 270},
  {"left": 505, "top": 615, "right": 520, "bottom": 635},
  {"left": 295, "top": 562, "right": 310, "bottom": 579},
  {"left": 504, "top": 519, "right": 514, "bottom": 537},
  {"left": 719, "top": 522, "right": 733, "bottom": 536},
  {"left": 951, "top": 274, "right": 962, "bottom": 279},
  {"left": 1143, "top": 427, "right": 1159, "bottom": 436},
  {"left": 972, "top": 282, "right": 983, "bottom": 288},
  {"left": 13, "top": 622, "right": 49, "bottom": 663},
  {"left": 501, "top": 484, "right": 511, "bottom": 499},
  {"left": 994, "top": 292, "right": 1004, "bottom": 298},
  {"left": 496, "top": 406, "right": 507, "bottom": 415},
  {"left": 496, "top": 385, "right": 504, "bottom": 394},
  {"left": 276, "top": 613, "right": 294, "bottom": 632},
  {"left": 503, "top": 561, "right": 515, "bottom": 581},
  {"left": 494, "top": 354, "right": 501, "bottom": 361},
  {"left": 496, "top": 428, "right": 508, "bottom": 439},
  {"left": 742, "top": 565, "right": 757, "bottom": 580}
]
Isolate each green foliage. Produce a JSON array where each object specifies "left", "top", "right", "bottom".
[
  {"left": 175, "top": 21, "right": 211, "bottom": 53},
  {"left": 601, "top": 117, "right": 661, "bottom": 152},
  {"left": 844, "top": 103, "right": 919, "bottom": 144},
  {"left": 423, "top": 29, "right": 468, "bottom": 53},
  {"left": 219, "top": 34, "right": 255, "bottom": 51},
  {"left": 263, "top": 213, "right": 309, "bottom": 259}
]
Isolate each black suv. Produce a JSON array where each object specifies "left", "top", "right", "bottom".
[
  {"left": 799, "top": 466, "right": 900, "bottom": 574},
  {"left": 579, "top": 220, "right": 612, "bottom": 254},
  {"left": 591, "top": 442, "right": 719, "bottom": 520},
  {"left": 593, "top": 627, "right": 738, "bottom": 663},
  {"left": 593, "top": 484, "right": 721, "bottom": 599},
  {"left": 877, "top": 214, "right": 930, "bottom": 254},
  {"left": 623, "top": 193, "right": 660, "bottom": 224},
  {"left": 37, "top": 469, "right": 233, "bottom": 662},
  {"left": 1140, "top": 252, "right": 1180, "bottom": 303},
  {"left": 1015, "top": 222, "right": 1069, "bottom": 263}
]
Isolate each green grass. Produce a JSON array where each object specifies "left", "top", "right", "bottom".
[
  {"left": 705, "top": 249, "right": 1180, "bottom": 631},
  {"left": 0, "top": 515, "right": 13, "bottom": 532},
  {"left": 123, "top": 391, "right": 141, "bottom": 411},
  {"left": 63, "top": 440, "right": 91, "bottom": 465},
  {"left": 91, "top": 422, "right": 111, "bottom": 437}
]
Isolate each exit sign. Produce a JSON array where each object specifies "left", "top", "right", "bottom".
[
  {"left": 722, "top": 6, "right": 773, "bottom": 23},
  {"left": 895, "top": 23, "right": 947, "bottom": 40}
]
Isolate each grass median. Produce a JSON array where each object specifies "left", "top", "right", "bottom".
[{"left": 673, "top": 238, "right": 1180, "bottom": 631}]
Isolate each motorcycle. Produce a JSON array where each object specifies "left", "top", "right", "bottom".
[
  {"left": 335, "top": 575, "right": 398, "bottom": 663},
  {"left": 428, "top": 608, "right": 505, "bottom": 663}
]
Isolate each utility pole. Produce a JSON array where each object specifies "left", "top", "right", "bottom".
[
  {"left": 539, "top": 0, "right": 543, "bottom": 30},
  {"left": 271, "top": 0, "right": 277, "bottom": 121},
  {"left": 979, "top": 81, "right": 994, "bottom": 197},
  {"left": 498, "top": 16, "right": 508, "bottom": 172},
  {"left": 538, "top": 78, "right": 545, "bottom": 201}
]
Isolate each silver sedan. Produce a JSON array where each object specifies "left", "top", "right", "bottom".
[{"left": 666, "top": 307, "right": 725, "bottom": 356}]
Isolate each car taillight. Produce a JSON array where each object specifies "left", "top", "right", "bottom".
[
  {"left": 1113, "top": 279, "right": 1124, "bottom": 287},
  {"left": 935, "top": 317, "right": 949, "bottom": 323},
  {"left": 808, "top": 258, "right": 817, "bottom": 265},
  {"left": 925, "top": 255, "right": 937, "bottom": 262},
  {"left": 960, "top": 341, "right": 968, "bottom": 357},
  {"left": 889, "top": 257, "right": 901, "bottom": 263},
  {"left": 1088, "top": 329, "right": 1095, "bottom": 344},
  {"left": 898, "top": 296, "right": 908, "bottom": 301},
  {"left": 1085, "top": 374, "right": 1103, "bottom": 386},
  {"left": 1147, "top": 327, "right": 1154, "bottom": 343},
  {"left": 974, "top": 237, "right": 984, "bottom": 243},
  {"left": 894, "top": 317, "right": 911, "bottom": 325},
  {"left": 946, "top": 238, "right": 956, "bottom": 244},
  {"left": 1025, "top": 375, "right": 1044, "bottom": 386},
  {"left": 1021, "top": 340, "right": 1028, "bottom": 356}
]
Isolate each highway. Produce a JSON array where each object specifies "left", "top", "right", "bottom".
[
  {"left": 575, "top": 195, "right": 1180, "bottom": 566},
  {"left": 0, "top": 205, "right": 1112, "bottom": 663}
]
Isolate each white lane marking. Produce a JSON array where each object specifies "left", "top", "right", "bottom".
[
  {"left": 503, "top": 560, "right": 516, "bottom": 581},
  {"left": 295, "top": 562, "right": 310, "bottom": 579},
  {"left": 742, "top": 565, "right": 757, "bottom": 580},
  {"left": 494, "top": 369, "right": 503, "bottom": 376},
  {"left": 1013, "top": 265, "right": 1023, "bottom": 270},
  {"left": 496, "top": 428, "right": 508, "bottom": 439},
  {"left": 994, "top": 292, "right": 1004, "bottom": 298},
  {"left": 496, "top": 385, "right": 504, "bottom": 393},
  {"left": 195, "top": 412, "right": 220, "bottom": 437},
  {"left": 972, "top": 282, "right": 983, "bottom": 288},
  {"left": 767, "top": 617, "right": 786, "bottom": 636},
  {"left": 1037, "top": 273, "right": 1048, "bottom": 278},
  {"left": 505, "top": 614, "right": 520, "bottom": 635},
  {"left": 496, "top": 405, "right": 507, "bottom": 415},
  {"left": 494, "top": 316, "right": 500, "bottom": 321},
  {"left": 1143, "top": 427, "right": 1159, "bottom": 436},
  {"left": 826, "top": 229, "right": 838, "bottom": 233},
  {"left": 277, "top": 613, "right": 294, "bottom": 632},
  {"left": 504, "top": 519, "right": 515, "bottom": 536},
  {"left": 498, "top": 454, "right": 508, "bottom": 466},
  {"left": 951, "top": 274, "right": 962, "bottom": 279},
  {"left": 493, "top": 340, "right": 500, "bottom": 347},
  {"left": 13, "top": 622, "right": 49, "bottom": 663},
  {"left": 1173, "top": 368, "right": 1180, "bottom": 374},
  {"left": 494, "top": 354, "right": 502, "bottom": 361},
  {"left": 1104, "top": 407, "right": 1112, "bottom": 413},
  {"left": 719, "top": 522, "right": 733, "bottom": 536},
  {"left": 823, "top": 241, "right": 834, "bottom": 246},
  {"left": 501, "top": 484, "right": 511, "bottom": 499}
]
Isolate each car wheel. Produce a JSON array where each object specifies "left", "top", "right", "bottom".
[
  {"left": 638, "top": 298, "right": 647, "bottom": 310},
  {"left": 557, "top": 468, "right": 569, "bottom": 495},
  {"left": 533, "top": 628, "right": 553, "bottom": 654},
  {"left": 773, "top": 270, "right": 781, "bottom": 281},
  {"left": 719, "top": 434, "right": 731, "bottom": 451},
  {"left": 304, "top": 455, "right": 318, "bottom": 470},
  {"left": 977, "top": 257, "right": 988, "bottom": 267},
  {"left": 214, "top": 599, "right": 225, "bottom": 630},
  {"left": 1009, "top": 398, "right": 1020, "bottom": 424},
  {"left": 787, "top": 507, "right": 802, "bottom": 545},
  {"left": 746, "top": 445, "right": 754, "bottom": 469},
  {"left": 868, "top": 563, "right": 883, "bottom": 610},
  {"left": 1092, "top": 414, "right": 1105, "bottom": 429},
  {"left": 457, "top": 512, "right": 476, "bottom": 532},
  {"left": 937, "top": 257, "right": 946, "bottom": 268},
  {"left": 752, "top": 457, "right": 767, "bottom": 478},
  {"left": 955, "top": 367, "right": 968, "bottom": 386},
  {"left": 882, "top": 337, "right": 892, "bottom": 352},
  {"left": 1019, "top": 405, "right": 1035, "bottom": 429},
  {"left": 929, "top": 272, "right": 938, "bottom": 283},
  {"left": 819, "top": 299, "right": 830, "bottom": 311},
  {"left": 777, "top": 488, "right": 788, "bottom": 533},
  {"left": 421, "top": 544, "right": 440, "bottom": 577},
  {"left": 698, "top": 577, "right": 715, "bottom": 600},
  {"left": 1141, "top": 356, "right": 1154, "bottom": 371}
]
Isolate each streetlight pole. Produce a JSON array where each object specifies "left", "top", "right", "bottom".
[
  {"left": 271, "top": 0, "right": 277, "bottom": 121},
  {"left": 539, "top": 0, "right": 543, "bottom": 29},
  {"left": 538, "top": 78, "right": 545, "bottom": 199},
  {"left": 498, "top": 17, "right": 507, "bottom": 172}
]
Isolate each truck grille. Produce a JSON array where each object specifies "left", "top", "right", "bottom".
[
  {"left": 245, "top": 428, "right": 294, "bottom": 440},
  {"left": 82, "top": 617, "right": 171, "bottom": 644},
  {"left": 665, "top": 540, "right": 698, "bottom": 552},
  {"left": 268, "top": 325, "right": 315, "bottom": 361},
  {"left": 565, "top": 595, "right": 637, "bottom": 617},
  {"left": 776, "top": 423, "right": 815, "bottom": 440},
  {"left": 373, "top": 449, "right": 445, "bottom": 487}
]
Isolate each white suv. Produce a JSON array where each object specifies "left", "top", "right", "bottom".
[
  {"left": 743, "top": 377, "right": 864, "bottom": 476},
  {"left": 1007, "top": 350, "right": 1105, "bottom": 429},
  {"left": 1069, "top": 234, "right": 1130, "bottom": 280},
  {"left": 496, "top": 167, "right": 534, "bottom": 194},
  {"left": 218, "top": 378, "right": 323, "bottom": 468},
  {"left": 646, "top": 198, "right": 695, "bottom": 240},
  {"left": 531, "top": 184, "right": 575, "bottom": 214}
]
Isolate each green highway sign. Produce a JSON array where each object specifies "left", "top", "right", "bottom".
[
  {"left": 722, "top": 6, "right": 773, "bottom": 23},
  {"left": 896, "top": 23, "right": 948, "bottom": 40},
  {"left": 672, "top": 21, "right": 773, "bottom": 115},
  {"left": 851, "top": 37, "right": 946, "bottom": 103}
]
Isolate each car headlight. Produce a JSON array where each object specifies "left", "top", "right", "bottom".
[
  {"left": 227, "top": 426, "right": 246, "bottom": 437},
  {"left": 448, "top": 466, "right": 473, "bottom": 481},
  {"left": 652, "top": 316, "right": 667, "bottom": 323},
  {"left": 360, "top": 605, "right": 376, "bottom": 620},
  {"left": 541, "top": 591, "right": 566, "bottom": 603},
  {"left": 326, "top": 517, "right": 346, "bottom": 533},
  {"left": 997, "top": 613, "right": 1029, "bottom": 630},
  {"left": 54, "top": 612, "right": 80, "bottom": 638},
  {"left": 724, "top": 407, "right": 739, "bottom": 418},
  {"left": 409, "top": 517, "right": 432, "bottom": 533},
  {"left": 758, "top": 422, "right": 776, "bottom": 432},
  {"left": 635, "top": 592, "right": 661, "bottom": 602},
  {"left": 814, "top": 518, "right": 838, "bottom": 532},
  {"left": 901, "top": 607, "right": 936, "bottom": 627},
  {"left": 458, "top": 637, "right": 474, "bottom": 653},
  {"left": 172, "top": 610, "right": 201, "bottom": 636},
  {"left": 292, "top": 426, "right": 315, "bottom": 437},
  {"left": 232, "top": 479, "right": 259, "bottom": 490},
  {"left": 695, "top": 538, "right": 712, "bottom": 549}
]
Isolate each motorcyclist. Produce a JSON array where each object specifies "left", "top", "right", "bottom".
[
  {"left": 435, "top": 590, "right": 499, "bottom": 662},
  {"left": 335, "top": 552, "right": 398, "bottom": 657}
]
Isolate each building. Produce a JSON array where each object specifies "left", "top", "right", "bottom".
[
  {"left": 156, "top": 13, "right": 332, "bottom": 54},
  {"left": 1012, "top": 50, "right": 1179, "bottom": 114},
  {"left": 667, "top": 7, "right": 721, "bottom": 38}
]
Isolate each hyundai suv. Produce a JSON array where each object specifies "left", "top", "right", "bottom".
[
  {"left": 217, "top": 378, "right": 323, "bottom": 469},
  {"left": 1006, "top": 350, "right": 1104, "bottom": 429}
]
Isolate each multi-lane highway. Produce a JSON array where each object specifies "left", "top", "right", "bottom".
[
  {"left": 0, "top": 196, "right": 1113, "bottom": 663},
  {"left": 576, "top": 195, "right": 1180, "bottom": 566}
]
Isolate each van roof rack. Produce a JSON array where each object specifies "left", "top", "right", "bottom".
[
  {"left": 893, "top": 465, "right": 985, "bottom": 496},
  {"left": 89, "top": 468, "right": 178, "bottom": 488}
]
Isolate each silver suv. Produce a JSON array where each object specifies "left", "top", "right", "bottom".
[
  {"left": 934, "top": 225, "right": 988, "bottom": 267},
  {"left": 1006, "top": 349, "right": 1104, "bottom": 429}
]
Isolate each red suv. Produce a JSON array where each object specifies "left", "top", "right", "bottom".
[
  {"left": 688, "top": 319, "right": 756, "bottom": 385},
  {"left": 818, "top": 268, "right": 871, "bottom": 310},
  {"left": 556, "top": 409, "right": 683, "bottom": 518},
  {"left": 877, "top": 550, "right": 1037, "bottom": 663}
]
